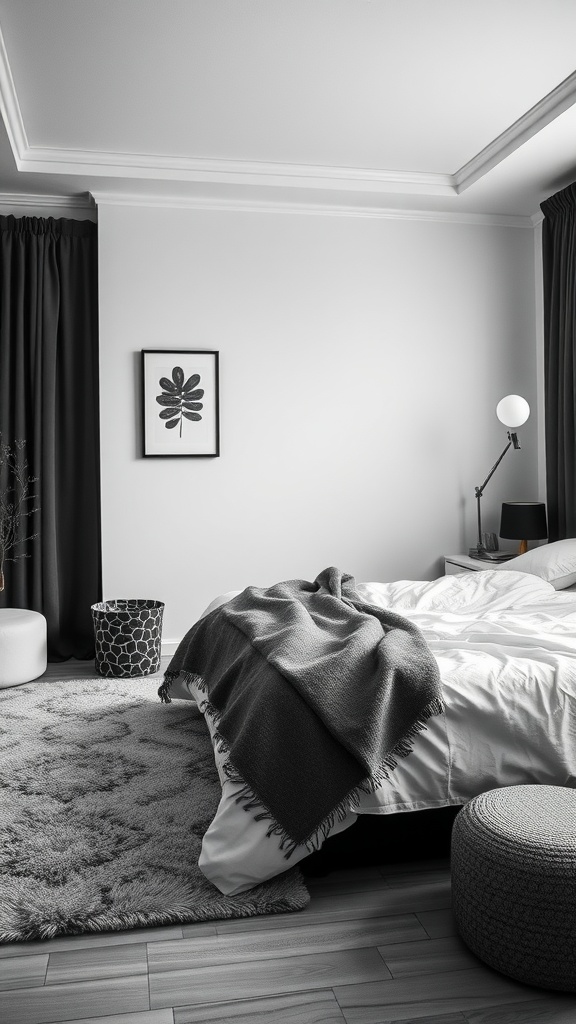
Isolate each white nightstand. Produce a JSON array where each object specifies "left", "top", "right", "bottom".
[{"left": 444, "top": 554, "right": 515, "bottom": 575}]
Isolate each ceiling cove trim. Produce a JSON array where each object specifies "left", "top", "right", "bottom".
[
  {"left": 90, "top": 190, "right": 533, "bottom": 227},
  {"left": 0, "top": 18, "right": 574, "bottom": 201},
  {"left": 454, "top": 69, "right": 576, "bottom": 193},
  {"left": 17, "top": 147, "right": 457, "bottom": 196},
  {"left": 0, "top": 23, "right": 27, "bottom": 162},
  {"left": 0, "top": 191, "right": 94, "bottom": 210}
]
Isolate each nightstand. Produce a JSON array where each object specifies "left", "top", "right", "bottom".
[{"left": 444, "top": 554, "right": 515, "bottom": 575}]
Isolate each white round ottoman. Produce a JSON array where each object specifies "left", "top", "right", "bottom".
[{"left": 0, "top": 608, "right": 47, "bottom": 687}]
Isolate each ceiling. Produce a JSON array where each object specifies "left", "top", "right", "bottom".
[{"left": 0, "top": 0, "right": 576, "bottom": 221}]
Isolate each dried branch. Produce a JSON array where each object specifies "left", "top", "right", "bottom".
[{"left": 0, "top": 436, "right": 40, "bottom": 591}]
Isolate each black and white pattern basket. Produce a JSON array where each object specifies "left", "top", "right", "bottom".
[
  {"left": 452, "top": 785, "right": 576, "bottom": 992},
  {"left": 91, "top": 599, "right": 164, "bottom": 678}
]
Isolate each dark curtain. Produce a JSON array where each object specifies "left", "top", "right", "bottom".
[
  {"left": 541, "top": 182, "right": 576, "bottom": 542},
  {"left": 0, "top": 215, "right": 101, "bottom": 659}
]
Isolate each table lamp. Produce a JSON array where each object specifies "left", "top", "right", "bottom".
[
  {"left": 469, "top": 394, "right": 530, "bottom": 561},
  {"left": 500, "top": 502, "right": 548, "bottom": 554}
]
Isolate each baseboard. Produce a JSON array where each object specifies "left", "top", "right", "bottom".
[{"left": 161, "top": 639, "right": 180, "bottom": 658}]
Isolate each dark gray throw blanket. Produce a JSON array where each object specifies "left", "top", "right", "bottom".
[{"left": 158, "top": 567, "right": 444, "bottom": 855}]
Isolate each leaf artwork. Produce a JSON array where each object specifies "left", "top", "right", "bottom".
[{"left": 155, "top": 367, "right": 204, "bottom": 438}]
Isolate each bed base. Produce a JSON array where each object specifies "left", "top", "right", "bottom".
[{"left": 300, "top": 805, "right": 462, "bottom": 876}]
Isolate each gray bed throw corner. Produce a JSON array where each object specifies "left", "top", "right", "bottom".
[{"left": 158, "top": 567, "right": 444, "bottom": 855}]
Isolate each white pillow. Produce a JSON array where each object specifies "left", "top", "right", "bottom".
[{"left": 497, "top": 538, "right": 576, "bottom": 590}]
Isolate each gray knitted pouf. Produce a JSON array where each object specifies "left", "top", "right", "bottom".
[{"left": 451, "top": 785, "right": 576, "bottom": 992}]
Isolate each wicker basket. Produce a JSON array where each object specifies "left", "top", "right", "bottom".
[{"left": 91, "top": 599, "right": 164, "bottom": 678}]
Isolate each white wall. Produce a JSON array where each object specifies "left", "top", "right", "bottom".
[{"left": 97, "top": 203, "right": 538, "bottom": 647}]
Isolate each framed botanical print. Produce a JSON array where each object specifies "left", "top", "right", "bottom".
[{"left": 141, "top": 350, "right": 220, "bottom": 457}]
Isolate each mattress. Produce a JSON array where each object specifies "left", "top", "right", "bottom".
[{"left": 167, "top": 570, "right": 576, "bottom": 894}]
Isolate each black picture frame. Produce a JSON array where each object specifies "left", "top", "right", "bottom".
[{"left": 141, "top": 350, "right": 220, "bottom": 457}]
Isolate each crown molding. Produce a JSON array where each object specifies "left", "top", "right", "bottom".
[
  {"left": 19, "top": 146, "right": 457, "bottom": 195},
  {"left": 0, "top": 23, "right": 27, "bottom": 163},
  {"left": 454, "top": 69, "right": 576, "bottom": 193},
  {"left": 91, "top": 189, "right": 534, "bottom": 226},
  {"left": 0, "top": 18, "right": 573, "bottom": 207},
  {"left": 0, "top": 191, "right": 94, "bottom": 210}
]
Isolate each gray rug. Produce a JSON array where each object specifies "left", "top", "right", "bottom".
[{"left": 0, "top": 676, "right": 310, "bottom": 943}]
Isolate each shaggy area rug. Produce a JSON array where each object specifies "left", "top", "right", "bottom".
[{"left": 0, "top": 676, "right": 309, "bottom": 943}]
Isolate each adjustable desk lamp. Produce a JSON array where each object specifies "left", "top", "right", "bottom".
[{"left": 469, "top": 395, "right": 530, "bottom": 561}]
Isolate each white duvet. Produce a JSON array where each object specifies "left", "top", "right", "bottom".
[{"left": 168, "top": 570, "right": 576, "bottom": 894}]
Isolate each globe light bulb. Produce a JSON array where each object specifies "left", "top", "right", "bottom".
[{"left": 496, "top": 395, "right": 530, "bottom": 429}]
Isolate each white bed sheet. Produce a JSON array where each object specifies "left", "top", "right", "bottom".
[{"left": 170, "top": 570, "right": 576, "bottom": 894}]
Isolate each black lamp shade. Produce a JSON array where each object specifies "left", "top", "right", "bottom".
[{"left": 500, "top": 502, "right": 548, "bottom": 540}]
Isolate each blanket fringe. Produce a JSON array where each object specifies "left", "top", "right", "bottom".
[
  {"left": 158, "top": 671, "right": 178, "bottom": 704},
  {"left": 221, "top": 755, "right": 356, "bottom": 858},
  {"left": 186, "top": 679, "right": 445, "bottom": 859},
  {"left": 355, "top": 694, "right": 445, "bottom": 797},
  {"left": 194, "top": 686, "right": 358, "bottom": 858}
]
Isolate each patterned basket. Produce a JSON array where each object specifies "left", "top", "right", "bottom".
[
  {"left": 452, "top": 785, "right": 576, "bottom": 992},
  {"left": 91, "top": 599, "right": 164, "bottom": 678}
]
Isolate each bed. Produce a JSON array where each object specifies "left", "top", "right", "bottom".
[{"left": 160, "top": 540, "right": 576, "bottom": 895}]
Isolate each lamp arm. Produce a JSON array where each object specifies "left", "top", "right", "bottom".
[
  {"left": 475, "top": 436, "right": 514, "bottom": 499},
  {"left": 474, "top": 432, "right": 520, "bottom": 551}
]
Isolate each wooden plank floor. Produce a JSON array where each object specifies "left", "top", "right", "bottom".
[{"left": 2, "top": 662, "right": 576, "bottom": 1023}]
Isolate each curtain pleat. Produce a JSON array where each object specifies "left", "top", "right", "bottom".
[
  {"left": 0, "top": 215, "right": 101, "bottom": 659},
  {"left": 541, "top": 183, "right": 576, "bottom": 542}
]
